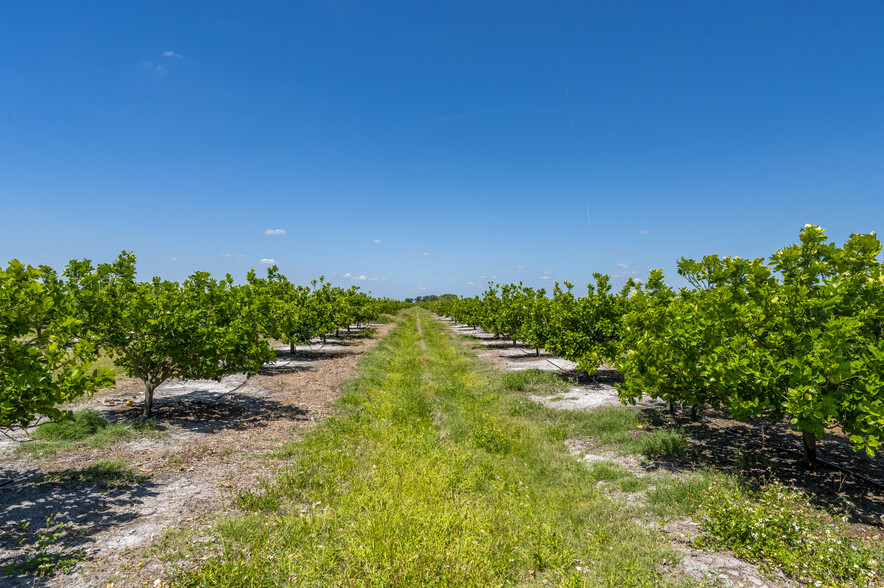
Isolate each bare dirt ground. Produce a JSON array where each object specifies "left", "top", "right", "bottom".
[
  {"left": 442, "top": 317, "right": 809, "bottom": 587},
  {"left": 0, "top": 324, "right": 389, "bottom": 588}
]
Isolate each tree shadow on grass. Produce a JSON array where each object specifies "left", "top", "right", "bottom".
[{"left": 0, "top": 470, "right": 160, "bottom": 586}]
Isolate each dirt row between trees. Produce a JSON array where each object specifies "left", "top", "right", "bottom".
[
  {"left": 0, "top": 325, "right": 391, "bottom": 588},
  {"left": 442, "top": 317, "right": 884, "bottom": 587}
]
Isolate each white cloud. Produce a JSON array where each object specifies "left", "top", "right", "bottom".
[
  {"left": 163, "top": 50, "right": 184, "bottom": 59},
  {"left": 639, "top": 229, "right": 650, "bottom": 234},
  {"left": 516, "top": 264, "right": 526, "bottom": 269},
  {"left": 170, "top": 257, "right": 177, "bottom": 261},
  {"left": 616, "top": 263, "right": 641, "bottom": 269},
  {"left": 259, "top": 258, "right": 276, "bottom": 264},
  {"left": 343, "top": 272, "right": 385, "bottom": 282},
  {"left": 264, "top": 228, "right": 286, "bottom": 235},
  {"left": 467, "top": 281, "right": 475, "bottom": 286},
  {"left": 222, "top": 253, "right": 245, "bottom": 258},
  {"left": 539, "top": 276, "right": 550, "bottom": 280},
  {"left": 409, "top": 251, "right": 430, "bottom": 256},
  {"left": 372, "top": 239, "right": 382, "bottom": 243},
  {"left": 543, "top": 270, "right": 552, "bottom": 275}
]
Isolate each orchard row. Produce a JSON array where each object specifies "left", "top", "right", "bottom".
[
  {"left": 1, "top": 252, "right": 408, "bottom": 424},
  {"left": 424, "top": 225, "right": 884, "bottom": 464}
]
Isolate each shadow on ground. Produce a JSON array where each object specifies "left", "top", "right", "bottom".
[{"left": 0, "top": 473, "right": 160, "bottom": 584}]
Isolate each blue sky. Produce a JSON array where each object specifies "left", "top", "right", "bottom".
[{"left": 2, "top": 1, "right": 883, "bottom": 299}]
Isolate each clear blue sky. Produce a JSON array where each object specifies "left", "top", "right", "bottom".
[{"left": 2, "top": 1, "right": 883, "bottom": 299}]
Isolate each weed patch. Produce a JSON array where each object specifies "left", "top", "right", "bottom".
[
  {"left": 697, "top": 478, "right": 884, "bottom": 586},
  {"left": 17, "top": 409, "right": 164, "bottom": 456},
  {"left": 44, "top": 459, "right": 148, "bottom": 489},
  {"left": 501, "top": 368, "right": 567, "bottom": 392}
]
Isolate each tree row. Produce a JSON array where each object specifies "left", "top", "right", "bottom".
[
  {"left": 1, "top": 252, "right": 408, "bottom": 424},
  {"left": 424, "top": 226, "right": 884, "bottom": 465}
]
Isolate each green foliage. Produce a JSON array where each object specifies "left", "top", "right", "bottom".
[
  {"left": 618, "top": 226, "right": 884, "bottom": 460},
  {"left": 64, "top": 252, "right": 275, "bottom": 417},
  {"left": 425, "top": 275, "right": 634, "bottom": 374},
  {"left": 0, "top": 260, "right": 113, "bottom": 429},
  {"left": 697, "top": 478, "right": 884, "bottom": 586}
]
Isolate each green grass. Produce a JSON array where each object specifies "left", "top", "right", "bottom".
[
  {"left": 501, "top": 368, "right": 568, "bottom": 392},
  {"left": 174, "top": 309, "right": 684, "bottom": 587},
  {"left": 89, "top": 350, "right": 130, "bottom": 376},
  {"left": 44, "top": 459, "right": 148, "bottom": 489},
  {"left": 631, "top": 428, "right": 689, "bottom": 459},
  {"left": 17, "top": 408, "right": 164, "bottom": 456}
]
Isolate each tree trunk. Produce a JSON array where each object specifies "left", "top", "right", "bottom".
[
  {"left": 143, "top": 381, "right": 156, "bottom": 418},
  {"left": 690, "top": 405, "right": 701, "bottom": 421},
  {"left": 801, "top": 430, "right": 817, "bottom": 467},
  {"left": 669, "top": 402, "right": 675, "bottom": 414},
  {"left": 535, "top": 348, "right": 540, "bottom": 357},
  {"left": 290, "top": 342, "right": 295, "bottom": 353}
]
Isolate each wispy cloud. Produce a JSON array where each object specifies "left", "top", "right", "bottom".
[
  {"left": 222, "top": 253, "right": 245, "bottom": 258},
  {"left": 260, "top": 258, "right": 276, "bottom": 264},
  {"left": 163, "top": 50, "right": 184, "bottom": 59},
  {"left": 539, "top": 276, "right": 550, "bottom": 280},
  {"left": 616, "top": 263, "right": 641, "bottom": 269},
  {"left": 372, "top": 239, "right": 382, "bottom": 243},
  {"left": 639, "top": 229, "right": 650, "bottom": 234},
  {"left": 467, "top": 281, "right": 475, "bottom": 286},
  {"left": 515, "top": 264, "right": 526, "bottom": 269},
  {"left": 342, "top": 272, "right": 385, "bottom": 282},
  {"left": 543, "top": 270, "right": 552, "bottom": 275},
  {"left": 170, "top": 257, "right": 177, "bottom": 261},
  {"left": 264, "top": 228, "right": 286, "bottom": 235},
  {"left": 409, "top": 252, "right": 429, "bottom": 256}
]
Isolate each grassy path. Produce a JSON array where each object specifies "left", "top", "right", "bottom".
[{"left": 177, "top": 309, "right": 678, "bottom": 587}]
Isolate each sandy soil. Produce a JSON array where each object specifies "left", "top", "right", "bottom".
[{"left": 0, "top": 325, "right": 389, "bottom": 588}]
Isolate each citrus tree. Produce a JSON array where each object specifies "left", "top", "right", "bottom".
[
  {"left": 618, "top": 226, "right": 884, "bottom": 463},
  {"left": 1, "top": 260, "right": 113, "bottom": 428},
  {"left": 65, "top": 253, "right": 274, "bottom": 417}
]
